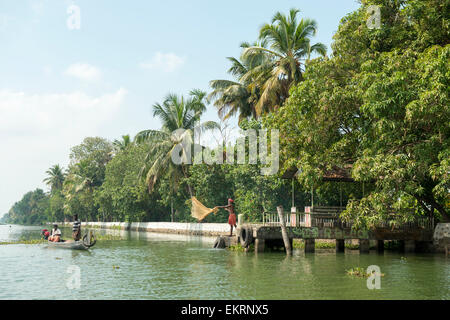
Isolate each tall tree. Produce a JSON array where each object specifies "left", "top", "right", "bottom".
[
  {"left": 243, "top": 8, "right": 326, "bottom": 115},
  {"left": 209, "top": 42, "right": 271, "bottom": 123},
  {"left": 266, "top": 0, "right": 450, "bottom": 227},
  {"left": 63, "top": 137, "right": 113, "bottom": 220},
  {"left": 135, "top": 90, "right": 218, "bottom": 196},
  {"left": 113, "top": 135, "right": 132, "bottom": 153},
  {"left": 43, "top": 164, "right": 65, "bottom": 193}
]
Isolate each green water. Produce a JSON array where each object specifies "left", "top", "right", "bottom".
[{"left": 0, "top": 224, "right": 448, "bottom": 300}]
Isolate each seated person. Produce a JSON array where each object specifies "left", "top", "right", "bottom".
[
  {"left": 48, "top": 224, "right": 62, "bottom": 242},
  {"left": 41, "top": 229, "right": 50, "bottom": 240}
]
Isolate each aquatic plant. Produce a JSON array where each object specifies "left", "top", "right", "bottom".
[
  {"left": 346, "top": 267, "right": 385, "bottom": 278},
  {"left": 0, "top": 239, "right": 46, "bottom": 245}
]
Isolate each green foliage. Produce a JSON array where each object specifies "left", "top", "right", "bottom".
[
  {"left": 346, "top": 266, "right": 385, "bottom": 278},
  {"left": 3, "top": 189, "right": 49, "bottom": 225},
  {"left": 62, "top": 137, "right": 114, "bottom": 221},
  {"left": 96, "top": 144, "right": 168, "bottom": 222},
  {"left": 68, "top": 137, "right": 113, "bottom": 187},
  {"left": 135, "top": 90, "right": 218, "bottom": 195},
  {"left": 242, "top": 8, "right": 327, "bottom": 115},
  {"left": 43, "top": 164, "right": 65, "bottom": 193},
  {"left": 265, "top": 0, "right": 450, "bottom": 227}
]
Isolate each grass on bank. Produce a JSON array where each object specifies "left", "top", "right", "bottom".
[
  {"left": 292, "top": 240, "right": 362, "bottom": 250},
  {"left": 0, "top": 239, "right": 46, "bottom": 245}
]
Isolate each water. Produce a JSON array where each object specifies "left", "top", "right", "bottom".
[{"left": 0, "top": 224, "right": 448, "bottom": 300}]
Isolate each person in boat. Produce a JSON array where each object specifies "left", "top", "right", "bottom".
[
  {"left": 48, "top": 224, "right": 61, "bottom": 242},
  {"left": 217, "top": 198, "right": 237, "bottom": 236},
  {"left": 41, "top": 229, "right": 50, "bottom": 240},
  {"left": 72, "top": 214, "right": 81, "bottom": 241}
]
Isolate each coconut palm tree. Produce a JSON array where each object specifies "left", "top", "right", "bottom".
[
  {"left": 135, "top": 90, "right": 219, "bottom": 196},
  {"left": 43, "top": 164, "right": 66, "bottom": 193},
  {"left": 113, "top": 135, "right": 132, "bottom": 152},
  {"left": 62, "top": 161, "right": 94, "bottom": 200},
  {"left": 242, "top": 8, "right": 327, "bottom": 115},
  {"left": 208, "top": 41, "right": 271, "bottom": 123}
]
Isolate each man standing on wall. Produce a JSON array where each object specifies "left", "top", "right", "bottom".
[{"left": 217, "top": 198, "right": 237, "bottom": 237}]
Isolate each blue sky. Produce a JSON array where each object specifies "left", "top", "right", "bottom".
[{"left": 0, "top": 0, "right": 361, "bottom": 216}]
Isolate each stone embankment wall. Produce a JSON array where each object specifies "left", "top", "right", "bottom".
[{"left": 61, "top": 221, "right": 231, "bottom": 237}]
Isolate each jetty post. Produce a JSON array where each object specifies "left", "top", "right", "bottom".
[{"left": 277, "top": 205, "right": 292, "bottom": 255}]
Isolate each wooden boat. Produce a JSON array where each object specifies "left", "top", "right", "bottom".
[
  {"left": 47, "top": 240, "right": 90, "bottom": 250},
  {"left": 47, "top": 233, "right": 96, "bottom": 250}
]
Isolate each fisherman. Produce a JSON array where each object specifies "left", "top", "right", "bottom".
[
  {"left": 217, "top": 198, "right": 237, "bottom": 236},
  {"left": 48, "top": 224, "right": 61, "bottom": 242},
  {"left": 72, "top": 214, "right": 81, "bottom": 241}
]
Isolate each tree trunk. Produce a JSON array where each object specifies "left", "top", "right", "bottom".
[
  {"left": 415, "top": 194, "right": 450, "bottom": 222},
  {"left": 181, "top": 164, "right": 193, "bottom": 198}
]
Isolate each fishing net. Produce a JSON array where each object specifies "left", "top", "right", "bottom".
[{"left": 191, "top": 197, "right": 218, "bottom": 221}]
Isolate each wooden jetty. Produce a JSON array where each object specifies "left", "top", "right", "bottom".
[{"left": 237, "top": 206, "right": 434, "bottom": 254}]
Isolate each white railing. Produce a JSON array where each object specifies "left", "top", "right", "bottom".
[{"left": 262, "top": 211, "right": 434, "bottom": 230}]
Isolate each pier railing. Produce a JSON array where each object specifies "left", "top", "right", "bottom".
[{"left": 262, "top": 208, "right": 434, "bottom": 231}]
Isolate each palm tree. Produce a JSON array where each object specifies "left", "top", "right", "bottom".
[
  {"left": 242, "top": 8, "right": 327, "bottom": 115},
  {"left": 113, "top": 134, "right": 132, "bottom": 152},
  {"left": 62, "top": 161, "right": 94, "bottom": 200},
  {"left": 43, "top": 164, "right": 66, "bottom": 193},
  {"left": 208, "top": 42, "right": 271, "bottom": 123},
  {"left": 135, "top": 90, "right": 219, "bottom": 196}
]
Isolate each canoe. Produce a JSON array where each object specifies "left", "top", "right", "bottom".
[{"left": 47, "top": 240, "right": 90, "bottom": 250}]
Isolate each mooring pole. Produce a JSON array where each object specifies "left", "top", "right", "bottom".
[
  {"left": 277, "top": 205, "right": 292, "bottom": 256},
  {"left": 292, "top": 178, "right": 295, "bottom": 208}
]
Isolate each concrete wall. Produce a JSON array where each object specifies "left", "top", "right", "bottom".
[{"left": 72, "top": 221, "right": 231, "bottom": 237}]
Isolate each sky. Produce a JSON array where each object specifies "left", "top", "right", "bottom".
[{"left": 0, "top": 0, "right": 361, "bottom": 216}]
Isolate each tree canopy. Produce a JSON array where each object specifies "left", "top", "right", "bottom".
[{"left": 265, "top": 0, "right": 449, "bottom": 227}]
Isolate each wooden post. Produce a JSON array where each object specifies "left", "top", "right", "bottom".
[
  {"left": 336, "top": 239, "right": 345, "bottom": 253},
  {"left": 86, "top": 229, "right": 92, "bottom": 246},
  {"left": 376, "top": 240, "right": 384, "bottom": 253},
  {"left": 292, "top": 178, "right": 295, "bottom": 208},
  {"left": 304, "top": 239, "right": 315, "bottom": 253},
  {"left": 277, "top": 206, "right": 292, "bottom": 255},
  {"left": 404, "top": 240, "right": 416, "bottom": 253},
  {"left": 359, "top": 239, "right": 370, "bottom": 254},
  {"left": 255, "top": 238, "right": 265, "bottom": 253}
]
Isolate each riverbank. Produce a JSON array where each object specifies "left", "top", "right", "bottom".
[{"left": 57, "top": 221, "right": 232, "bottom": 237}]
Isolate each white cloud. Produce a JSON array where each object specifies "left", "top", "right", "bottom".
[
  {"left": 0, "top": 88, "right": 127, "bottom": 136},
  {"left": 140, "top": 52, "right": 185, "bottom": 72},
  {"left": 0, "top": 88, "right": 127, "bottom": 214},
  {"left": 65, "top": 63, "right": 102, "bottom": 82}
]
